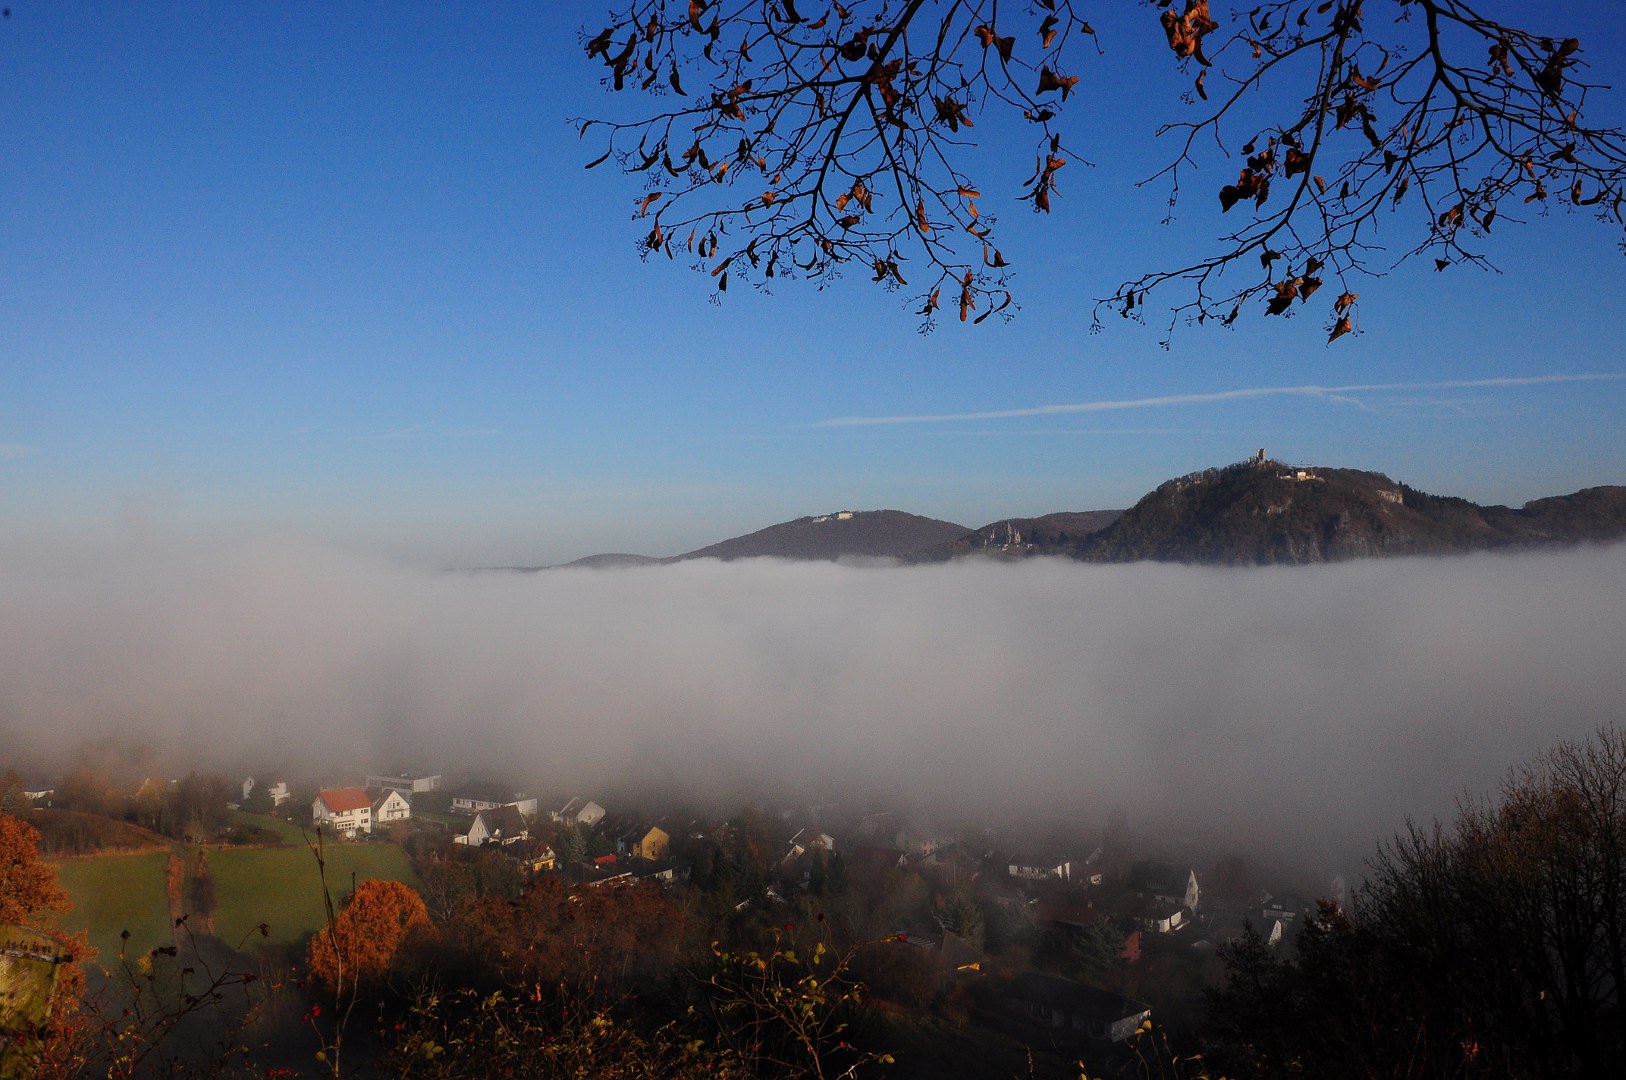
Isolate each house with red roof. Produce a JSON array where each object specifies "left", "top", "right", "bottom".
[{"left": 313, "top": 787, "right": 373, "bottom": 836}]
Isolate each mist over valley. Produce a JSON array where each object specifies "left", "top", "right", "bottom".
[{"left": 6, "top": 526, "right": 1622, "bottom": 876}]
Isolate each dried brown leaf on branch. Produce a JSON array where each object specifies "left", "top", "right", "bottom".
[
  {"left": 1161, "top": 0, "right": 1220, "bottom": 64},
  {"left": 577, "top": 0, "right": 1626, "bottom": 340}
]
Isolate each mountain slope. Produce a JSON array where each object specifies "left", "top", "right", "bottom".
[
  {"left": 1072, "top": 457, "right": 1626, "bottom": 565},
  {"left": 677, "top": 509, "right": 971, "bottom": 562},
  {"left": 908, "top": 510, "right": 1124, "bottom": 562},
  {"left": 554, "top": 553, "right": 665, "bottom": 570}
]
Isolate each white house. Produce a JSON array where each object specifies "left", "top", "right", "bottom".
[
  {"left": 782, "top": 829, "right": 836, "bottom": 863},
  {"left": 372, "top": 787, "right": 412, "bottom": 825},
  {"left": 244, "top": 777, "right": 292, "bottom": 806},
  {"left": 897, "top": 830, "right": 954, "bottom": 860},
  {"left": 460, "top": 805, "right": 530, "bottom": 847},
  {"left": 313, "top": 787, "right": 373, "bottom": 836},
  {"left": 452, "top": 789, "right": 538, "bottom": 817},
  {"left": 19, "top": 782, "right": 55, "bottom": 807},
  {"left": 555, "top": 797, "right": 606, "bottom": 827},
  {"left": 1009, "top": 856, "right": 1073, "bottom": 882},
  {"left": 1143, "top": 906, "right": 1186, "bottom": 934},
  {"left": 1131, "top": 863, "right": 1201, "bottom": 913}
]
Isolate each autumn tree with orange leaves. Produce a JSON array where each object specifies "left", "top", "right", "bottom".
[
  {"left": 0, "top": 814, "right": 72, "bottom": 929},
  {"left": 0, "top": 812, "right": 92, "bottom": 1078},
  {"left": 307, "top": 878, "right": 434, "bottom": 993},
  {"left": 580, "top": 0, "right": 1626, "bottom": 342}
]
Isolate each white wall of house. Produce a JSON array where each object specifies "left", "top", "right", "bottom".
[
  {"left": 1010, "top": 861, "right": 1071, "bottom": 882},
  {"left": 313, "top": 796, "right": 372, "bottom": 836},
  {"left": 465, "top": 811, "right": 528, "bottom": 847},
  {"left": 374, "top": 789, "right": 412, "bottom": 823},
  {"left": 368, "top": 773, "right": 443, "bottom": 794}
]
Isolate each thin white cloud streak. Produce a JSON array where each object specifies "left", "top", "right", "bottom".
[
  {"left": 1, "top": 536, "right": 1622, "bottom": 872},
  {"left": 813, "top": 373, "right": 1626, "bottom": 427},
  {"left": 354, "top": 422, "right": 435, "bottom": 441},
  {"left": 352, "top": 423, "right": 499, "bottom": 442}
]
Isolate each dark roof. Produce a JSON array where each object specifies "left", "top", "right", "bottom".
[
  {"left": 1008, "top": 852, "right": 1070, "bottom": 867},
  {"left": 1003, "top": 974, "right": 1149, "bottom": 1023},
  {"left": 1261, "top": 893, "right": 1310, "bottom": 914},
  {"left": 1036, "top": 892, "right": 1099, "bottom": 929},
  {"left": 629, "top": 858, "right": 677, "bottom": 880},
  {"left": 367, "top": 787, "right": 410, "bottom": 809},
  {"left": 1129, "top": 861, "right": 1192, "bottom": 895},
  {"left": 849, "top": 846, "right": 907, "bottom": 871},
  {"left": 476, "top": 804, "right": 529, "bottom": 839},
  {"left": 937, "top": 931, "right": 989, "bottom": 973}
]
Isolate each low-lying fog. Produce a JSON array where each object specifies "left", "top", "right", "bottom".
[{"left": 3, "top": 534, "right": 1623, "bottom": 874}]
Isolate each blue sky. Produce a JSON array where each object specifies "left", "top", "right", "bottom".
[{"left": 4, "top": 2, "right": 1624, "bottom": 566}]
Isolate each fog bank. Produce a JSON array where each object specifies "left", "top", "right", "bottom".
[{"left": 3, "top": 533, "right": 1623, "bottom": 868}]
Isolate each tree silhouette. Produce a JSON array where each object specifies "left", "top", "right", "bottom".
[
  {"left": 1206, "top": 726, "right": 1626, "bottom": 1079},
  {"left": 579, "top": 1, "right": 1626, "bottom": 340}
]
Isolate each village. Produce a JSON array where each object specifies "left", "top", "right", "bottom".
[{"left": 4, "top": 761, "right": 1330, "bottom": 1072}]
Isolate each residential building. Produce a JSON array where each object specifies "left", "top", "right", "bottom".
[
  {"left": 460, "top": 804, "right": 530, "bottom": 847},
  {"left": 1129, "top": 862, "right": 1201, "bottom": 912},
  {"left": 451, "top": 786, "right": 537, "bottom": 817},
  {"left": 1002, "top": 974, "right": 1152, "bottom": 1043},
  {"left": 313, "top": 788, "right": 373, "bottom": 836},
  {"left": 365, "top": 771, "right": 443, "bottom": 795},
  {"left": 371, "top": 787, "right": 412, "bottom": 825},
  {"left": 555, "top": 797, "right": 606, "bottom": 827},
  {"left": 1009, "top": 854, "right": 1073, "bottom": 882}
]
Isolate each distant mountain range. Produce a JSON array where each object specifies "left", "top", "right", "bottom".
[
  {"left": 541, "top": 510, "right": 971, "bottom": 569},
  {"left": 522, "top": 456, "right": 1626, "bottom": 570}
]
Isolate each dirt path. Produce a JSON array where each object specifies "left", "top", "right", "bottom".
[
  {"left": 165, "top": 849, "right": 185, "bottom": 946},
  {"left": 192, "top": 848, "right": 216, "bottom": 936}
]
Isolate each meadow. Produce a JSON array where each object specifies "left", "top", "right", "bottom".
[
  {"left": 50, "top": 823, "right": 421, "bottom": 958},
  {"left": 206, "top": 841, "right": 419, "bottom": 950},
  {"left": 50, "top": 850, "right": 173, "bottom": 964}
]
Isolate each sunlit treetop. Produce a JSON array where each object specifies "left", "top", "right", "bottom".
[{"left": 579, "top": 0, "right": 1626, "bottom": 343}]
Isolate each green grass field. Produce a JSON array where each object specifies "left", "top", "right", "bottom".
[
  {"left": 208, "top": 842, "right": 420, "bottom": 950},
  {"left": 230, "top": 810, "right": 307, "bottom": 845},
  {"left": 49, "top": 850, "right": 173, "bottom": 964},
  {"left": 51, "top": 837, "right": 421, "bottom": 959}
]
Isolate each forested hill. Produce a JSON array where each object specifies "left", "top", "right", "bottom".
[
  {"left": 675, "top": 509, "right": 971, "bottom": 562},
  {"left": 905, "top": 511, "right": 1125, "bottom": 562},
  {"left": 518, "top": 461, "right": 1626, "bottom": 570},
  {"left": 1070, "top": 458, "right": 1626, "bottom": 566}
]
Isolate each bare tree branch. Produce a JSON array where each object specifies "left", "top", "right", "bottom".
[{"left": 577, "top": 1, "right": 1625, "bottom": 341}]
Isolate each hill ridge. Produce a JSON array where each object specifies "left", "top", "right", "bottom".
[{"left": 508, "top": 457, "right": 1624, "bottom": 570}]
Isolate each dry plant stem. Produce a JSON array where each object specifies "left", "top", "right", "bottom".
[{"left": 306, "top": 826, "right": 360, "bottom": 1078}]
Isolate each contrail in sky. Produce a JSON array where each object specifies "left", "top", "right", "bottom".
[{"left": 813, "top": 373, "right": 1626, "bottom": 427}]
